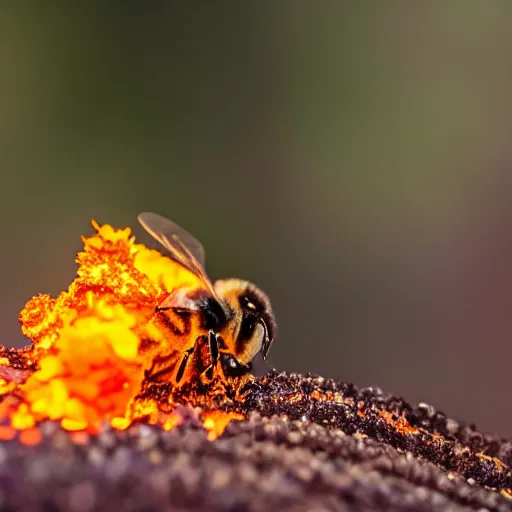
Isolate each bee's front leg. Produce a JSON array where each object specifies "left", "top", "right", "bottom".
[
  {"left": 199, "top": 330, "right": 220, "bottom": 383},
  {"left": 207, "top": 330, "right": 219, "bottom": 367},
  {"left": 146, "top": 332, "right": 223, "bottom": 387},
  {"left": 175, "top": 346, "right": 196, "bottom": 384},
  {"left": 200, "top": 331, "right": 253, "bottom": 383}
]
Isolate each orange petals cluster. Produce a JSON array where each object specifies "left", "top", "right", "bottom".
[{"left": 0, "top": 221, "right": 210, "bottom": 435}]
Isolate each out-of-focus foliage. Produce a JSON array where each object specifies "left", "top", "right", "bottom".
[{"left": 1, "top": 2, "right": 512, "bottom": 435}]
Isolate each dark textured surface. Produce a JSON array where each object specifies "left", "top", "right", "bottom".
[{"left": 1, "top": 371, "right": 511, "bottom": 511}]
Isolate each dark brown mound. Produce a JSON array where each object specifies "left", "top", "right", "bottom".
[{"left": 0, "top": 371, "right": 510, "bottom": 511}]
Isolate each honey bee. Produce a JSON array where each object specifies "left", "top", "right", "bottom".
[{"left": 138, "top": 212, "right": 276, "bottom": 386}]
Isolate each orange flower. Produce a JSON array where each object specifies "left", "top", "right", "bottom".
[
  {"left": 1, "top": 221, "right": 202, "bottom": 433},
  {"left": 0, "top": 220, "right": 248, "bottom": 439}
]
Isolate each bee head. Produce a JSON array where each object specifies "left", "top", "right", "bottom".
[{"left": 213, "top": 279, "right": 276, "bottom": 364}]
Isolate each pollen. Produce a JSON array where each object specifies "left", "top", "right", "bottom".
[{"left": 0, "top": 220, "right": 248, "bottom": 442}]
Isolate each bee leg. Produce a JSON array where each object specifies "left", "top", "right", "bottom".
[
  {"left": 205, "top": 332, "right": 252, "bottom": 381},
  {"left": 201, "top": 330, "right": 220, "bottom": 382},
  {"left": 177, "top": 333, "right": 218, "bottom": 385},
  {"left": 148, "top": 333, "right": 221, "bottom": 386},
  {"left": 208, "top": 330, "right": 219, "bottom": 366},
  {"left": 175, "top": 347, "right": 195, "bottom": 384}
]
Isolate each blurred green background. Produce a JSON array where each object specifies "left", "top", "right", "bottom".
[{"left": 2, "top": 3, "right": 512, "bottom": 436}]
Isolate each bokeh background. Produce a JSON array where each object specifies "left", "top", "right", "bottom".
[{"left": 1, "top": 3, "right": 512, "bottom": 436}]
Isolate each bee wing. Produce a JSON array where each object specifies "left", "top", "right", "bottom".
[
  {"left": 137, "top": 212, "right": 217, "bottom": 298},
  {"left": 138, "top": 212, "right": 205, "bottom": 268}
]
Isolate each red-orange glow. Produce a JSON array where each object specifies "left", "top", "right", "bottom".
[
  {"left": 0, "top": 425, "right": 16, "bottom": 440},
  {"left": 18, "top": 427, "right": 42, "bottom": 446},
  {"left": 0, "top": 221, "right": 248, "bottom": 442},
  {"left": 203, "top": 410, "right": 245, "bottom": 441}
]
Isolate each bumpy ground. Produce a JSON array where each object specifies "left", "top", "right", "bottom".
[
  {"left": 1, "top": 223, "right": 510, "bottom": 510},
  {"left": 1, "top": 371, "right": 510, "bottom": 512}
]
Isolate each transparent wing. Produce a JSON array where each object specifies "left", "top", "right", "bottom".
[
  {"left": 138, "top": 212, "right": 205, "bottom": 267},
  {"left": 137, "top": 212, "right": 217, "bottom": 298}
]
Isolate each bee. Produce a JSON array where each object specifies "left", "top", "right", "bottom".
[{"left": 138, "top": 212, "right": 276, "bottom": 386}]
